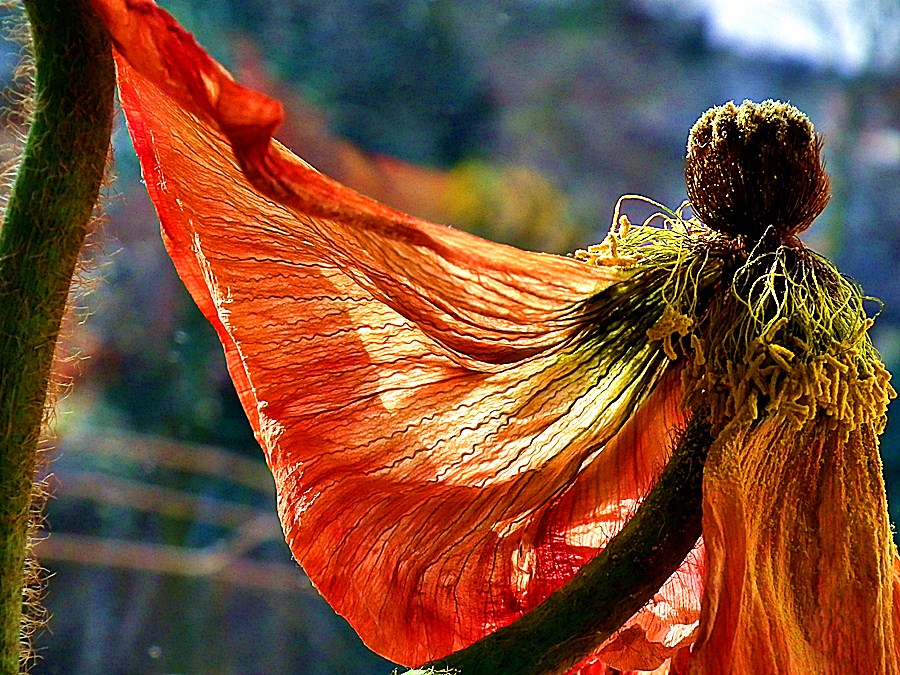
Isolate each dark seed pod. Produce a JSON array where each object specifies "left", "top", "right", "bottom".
[{"left": 684, "top": 100, "right": 830, "bottom": 245}]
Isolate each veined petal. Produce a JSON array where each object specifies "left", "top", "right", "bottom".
[
  {"left": 94, "top": 0, "right": 617, "bottom": 366},
  {"left": 691, "top": 420, "right": 900, "bottom": 674},
  {"left": 92, "top": 0, "right": 704, "bottom": 668}
]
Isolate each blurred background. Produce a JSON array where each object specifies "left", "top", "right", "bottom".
[{"left": 1, "top": 0, "right": 898, "bottom": 672}]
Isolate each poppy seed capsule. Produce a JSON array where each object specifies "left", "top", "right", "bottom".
[{"left": 684, "top": 100, "right": 830, "bottom": 244}]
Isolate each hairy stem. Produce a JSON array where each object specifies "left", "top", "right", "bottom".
[
  {"left": 418, "top": 412, "right": 712, "bottom": 675},
  {"left": 0, "top": 1, "right": 114, "bottom": 670}
]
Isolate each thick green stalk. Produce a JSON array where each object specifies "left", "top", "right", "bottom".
[
  {"left": 0, "top": 1, "right": 114, "bottom": 671},
  {"left": 416, "top": 413, "right": 712, "bottom": 675}
]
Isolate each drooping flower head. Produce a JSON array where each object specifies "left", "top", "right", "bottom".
[{"left": 87, "top": 1, "right": 898, "bottom": 673}]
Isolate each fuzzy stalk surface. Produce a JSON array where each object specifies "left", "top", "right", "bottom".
[{"left": 0, "top": 1, "right": 114, "bottom": 670}]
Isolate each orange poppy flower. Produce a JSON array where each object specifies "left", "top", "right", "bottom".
[{"left": 89, "top": 1, "right": 899, "bottom": 673}]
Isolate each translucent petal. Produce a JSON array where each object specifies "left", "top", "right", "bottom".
[{"left": 92, "top": 0, "right": 703, "bottom": 668}]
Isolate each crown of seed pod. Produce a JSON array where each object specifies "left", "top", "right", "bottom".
[{"left": 684, "top": 100, "right": 831, "bottom": 245}]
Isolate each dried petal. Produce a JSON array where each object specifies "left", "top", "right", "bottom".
[
  {"left": 91, "top": 0, "right": 702, "bottom": 668},
  {"left": 691, "top": 421, "right": 900, "bottom": 674}
]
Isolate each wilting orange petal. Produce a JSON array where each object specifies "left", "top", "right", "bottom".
[
  {"left": 690, "top": 420, "right": 900, "bottom": 674},
  {"left": 92, "top": 0, "right": 703, "bottom": 667},
  {"left": 233, "top": 44, "right": 579, "bottom": 252},
  {"left": 232, "top": 43, "right": 455, "bottom": 227}
]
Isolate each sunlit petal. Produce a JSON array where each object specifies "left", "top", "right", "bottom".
[
  {"left": 91, "top": 0, "right": 703, "bottom": 668},
  {"left": 691, "top": 421, "right": 900, "bottom": 673}
]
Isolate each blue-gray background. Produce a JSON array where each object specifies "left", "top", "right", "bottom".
[{"left": 0, "top": 0, "right": 896, "bottom": 673}]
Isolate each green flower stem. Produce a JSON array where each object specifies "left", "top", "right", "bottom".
[
  {"left": 417, "top": 412, "right": 712, "bottom": 675},
  {"left": 0, "top": 1, "right": 114, "bottom": 670}
]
